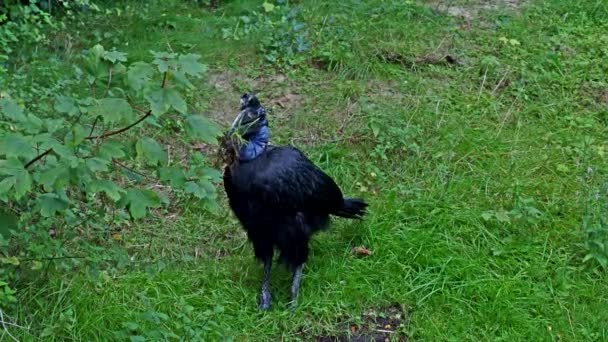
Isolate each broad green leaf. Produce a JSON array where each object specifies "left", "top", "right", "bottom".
[
  {"left": 145, "top": 89, "right": 168, "bottom": 117},
  {"left": 0, "top": 158, "right": 31, "bottom": 200},
  {"left": 495, "top": 210, "right": 511, "bottom": 223},
  {"left": 185, "top": 115, "right": 221, "bottom": 143},
  {"left": 89, "top": 180, "right": 124, "bottom": 202},
  {"left": 36, "top": 193, "right": 70, "bottom": 217},
  {"left": 201, "top": 167, "right": 222, "bottom": 182},
  {"left": 0, "top": 158, "right": 24, "bottom": 176},
  {"left": 262, "top": 2, "right": 275, "bottom": 12},
  {"left": 72, "top": 124, "right": 88, "bottom": 146},
  {"left": 103, "top": 50, "right": 128, "bottom": 63},
  {"left": 481, "top": 212, "right": 493, "bottom": 221},
  {"left": 0, "top": 178, "right": 15, "bottom": 202},
  {"left": 99, "top": 140, "right": 126, "bottom": 159},
  {"left": 127, "top": 62, "right": 154, "bottom": 93},
  {"left": 0, "top": 208, "right": 17, "bottom": 238},
  {"left": 123, "top": 188, "right": 161, "bottom": 219},
  {"left": 145, "top": 88, "right": 187, "bottom": 116},
  {"left": 0, "top": 133, "right": 35, "bottom": 159},
  {"left": 177, "top": 54, "right": 206, "bottom": 77},
  {"left": 135, "top": 137, "right": 166, "bottom": 166},
  {"left": 159, "top": 166, "right": 187, "bottom": 187},
  {"left": 166, "top": 88, "right": 187, "bottom": 114},
  {"left": 171, "top": 70, "right": 193, "bottom": 89},
  {"left": 14, "top": 168, "right": 32, "bottom": 200},
  {"left": 0, "top": 98, "right": 26, "bottom": 121},
  {"left": 86, "top": 157, "right": 111, "bottom": 172},
  {"left": 54, "top": 96, "right": 79, "bottom": 116},
  {"left": 89, "top": 98, "right": 134, "bottom": 124},
  {"left": 39, "top": 164, "right": 70, "bottom": 191},
  {"left": 184, "top": 181, "right": 209, "bottom": 199},
  {"left": 151, "top": 51, "right": 177, "bottom": 73}
]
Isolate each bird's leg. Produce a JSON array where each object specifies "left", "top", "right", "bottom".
[
  {"left": 259, "top": 258, "right": 272, "bottom": 310},
  {"left": 289, "top": 264, "right": 304, "bottom": 308}
]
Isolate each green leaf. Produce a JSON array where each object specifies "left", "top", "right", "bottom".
[
  {"left": 145, "top": 88, "right": 187, "bottom": 116},
  {"left": 89, "top": 98, "right": 134, "bottom": 124},
  {"left": 127, "top": 62, "right": 154, "bottom": 93},
  {"left": 39, "top": 163, "right": 70, "bottom": 191},
  {"left": 177, "top": 54, "right": 207, "bottom": 77},
  {"left": 185, "top": 115, "right": 221, "bottom": 143},
  {"left": 481, "top": 211, "right": 493, "bottom": 221},
  {"left": 0, "top": 98, "right": 26, "bottom": 121},
  {"left": 0, "top": 157, "right": 24, "bottom": 176},
  {"left": 103, "top": 50, "right": 128, "bottom": 63},
  {"left": 54, "top": 96, "right": 79, "bottom": 116},
  {"left": 72, "top": 124, "right": 88, "bottom": 146},
  {"left": 0, "top": 133, "right": 35, "bottom": 159},
  {"left": 159, "top": 166, "right": 187, "bottom": 187},
  {"left": 136, "top": 137, "right": 166, "bottom": 166},
  {"left": 123, "top": 188, "right": 161, "bottom": 219},
  {"left": 86, "top": 157, "right": 111, "bottom": 172},
  {"left": 14, "top": 168, "right": 32, "bottom": 200},
  {"left": 0, "top": 208, "right": 17, "bottom": 239},
  {"left": 151, "top": 51, "right": 177, "bottom": 73},
  {"left": 1, "top": 159, "right": 32, "bottom": 200},
  {"left": 184, "top": 181, "right": 209, "bottom": 199},
  {"left": 89, "top": 180, "right": 124, "bottom": 202},
  {"left": 170, "top": 70, "right": 193, "bottom": 89},
  {"left": 0, "top": 178, "right": 14, "bottom": 202},
  {"left": 99, "top": 140, "right": 126, "bottom": 159},
  {"left": 36, "top": 193, "right": 70, "bottom": 217},
  {"left": 495, "top": 210, "right": 511, "bottom": 223},
  {"left": 262, "top": 2, "right": 275, "bottom": 12}
]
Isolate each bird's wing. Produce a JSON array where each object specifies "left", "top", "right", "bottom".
[{"left": 249, "top": 147, "right": 344, "bottom": 213}]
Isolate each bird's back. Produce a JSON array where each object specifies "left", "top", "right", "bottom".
[{"left": 224, "top": 145, "right": 344, "bottom": 225}]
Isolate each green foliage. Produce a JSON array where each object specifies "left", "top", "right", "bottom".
[
  {"left": 221, "top": 0, "right": 309, "bottom": 68},
  {"left": 0, "top": 44, "right": 221, "bottom": 309},
  {"left": 0, "top": 0, "right": 99, "bottom": 71}
]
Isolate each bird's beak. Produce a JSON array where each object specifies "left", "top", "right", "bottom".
[{"left": 227, "top": 109, "right": 246, "bottom": 136}]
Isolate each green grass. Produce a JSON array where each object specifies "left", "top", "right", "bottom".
[{"left": 8, "top": 0, "right": 608, "bottom": 340}]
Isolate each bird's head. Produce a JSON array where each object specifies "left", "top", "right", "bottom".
[{"left": 227, "top": 93, "right": 267, "bottom": 137}]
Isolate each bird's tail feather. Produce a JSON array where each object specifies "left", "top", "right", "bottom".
[{"left": 333, "top": 198, "right": 368, "bottom": 219}]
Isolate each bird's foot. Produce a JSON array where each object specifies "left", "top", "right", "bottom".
[{"left": 258, "top": 289, "right": 272, "bottom": 311}]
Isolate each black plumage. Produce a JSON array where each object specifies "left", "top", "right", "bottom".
[{"left": 221, "top": 93, "right": 368, "bottom": 310}]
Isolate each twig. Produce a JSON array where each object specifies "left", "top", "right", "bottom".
[
  {"left": 25, "top": 71, "right": 168, "bottom": 168},
  {"left": 19, "top": 255, "right": 86, "bottom": 262},
  {"left": 126, "top": 97, "right": 149, "bottom": 114},
  {"left": 89, "top": 116, "right": 100, "bottom": 136},
  {"left": 0, "top": 309, "right": 19, "bottom": 342},
  {"left": 491, "top": 68, "right": 510, "bottom": 95},
  {"left": 86, "top": 110, "right": 152, "bottom": 140},
  {"left": 104, "top": 66, "right": 113, "bottom": 97},
  {"left": 478, "top": 67, "right": 488, "bottom": 101},
  {"left": 25, "top": 148, "right": 52, "bottom": 169},
  {"left": 161, "top": 71, "right": 168, "bottom": 88},
  {"left": 112, "top": 159, "right": 155, "bottom": 180}
]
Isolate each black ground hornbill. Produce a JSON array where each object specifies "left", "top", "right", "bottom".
[{"left": 221, "top": 93, "right": 368, "bottom": 310}]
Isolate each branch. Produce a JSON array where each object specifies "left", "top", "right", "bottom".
[
  {"left": 89, "top": 116, "right": 100, "bottom": 136},
  {"left": 161, "top": 71, "right": 168, "bottom": 88},
  {"left": 25, "top": 148, "right": 52, "bottom": 169},
  {"left": 86, "top": 110, "right": 152, "bottom": 140},
  {"left": 26, "top": 71, "right": 168, "bottom": 168}
]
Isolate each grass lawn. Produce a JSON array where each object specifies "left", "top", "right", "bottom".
[{"left": 7, "top": 0, "right": 608, "bottom": 340}]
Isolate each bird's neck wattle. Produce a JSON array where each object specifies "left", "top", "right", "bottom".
[{"left": 239, "top": 118, "right": 269, "bottom": 161}]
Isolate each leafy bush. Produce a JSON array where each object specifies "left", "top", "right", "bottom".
[
  {"left": 0, "top": 0, "right": 98, "bottom": 71},
  {"left": 221, "top": 0, "right": 309, "bottom": 68},
  {"left": 0, "top": 44, "right": 221, "bottom": 309}
]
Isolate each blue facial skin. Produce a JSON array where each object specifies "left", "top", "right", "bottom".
[{"left": 238, "top": 107, "right": 269, "bottom": 162}]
